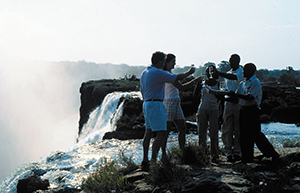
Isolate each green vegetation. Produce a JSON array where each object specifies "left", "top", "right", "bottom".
[
  {"left": 168, "top": 142, "right": 211, "bottom": 166},
  {"left": 146, "top": 142, "right": 211, "bottom": 185},
  {"left": 81, "top": 151, "right": 138, "bottom": 193},
  {"left": 82, "top": 158, "right": 128, "bottom": 193},
  {"left": 81, "top": 143, "right": 211, "bottom": 192},
  {"left": 282, "top": 138, "right": 300, "bottom": 147}
]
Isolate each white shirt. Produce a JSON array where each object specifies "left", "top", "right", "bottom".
[
  {"left": 164, "top": 83, "right": 180, "bottom": 99},
  {"left": 236, "top": 75, "right": 262, "bottom": 107},
  {"left": 225, "top": 67, "right": 244, "bottom": 91}
]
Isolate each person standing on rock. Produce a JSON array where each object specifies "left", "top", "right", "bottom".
[
  {"left": 194, "top": 64, "right": 223, "bottom": 164},
  {"left": 140, "top": 51, "right": 195, "bottom": 170},
  {"left": 215, "top": 54, "right": 245, "bottom": 162},
  {"left": 161, "top": 53, "right": 203, "bottom": 156},
  {"left": 229, "top": 63, "right": 280, "bottom": 163}
]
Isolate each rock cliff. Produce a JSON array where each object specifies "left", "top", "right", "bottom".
[{"left": 78, "top": 80, "right": 300, "bottom": 140}]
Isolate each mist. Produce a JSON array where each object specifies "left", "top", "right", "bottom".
[{"left": 0, "top": 56, "right": 138, "bottom": 182}]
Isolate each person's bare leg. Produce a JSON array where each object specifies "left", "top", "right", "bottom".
[
  {"left": 161, "top": 121, "right": 173, "bottom": 160},
  {"left": 151, "top": 130, "right": 168, "bottom": 162},
  {"left": 142, "top": 129, "right": 153, "bottom": 162},
  {"left": 174, "top": 119, "right": 186, "bottom": 150}
]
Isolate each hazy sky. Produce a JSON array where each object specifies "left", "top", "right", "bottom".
[
  {"left": 0, "top": 0, "right": 300, "bottom": 182},
  {"left": 1, "top": 0, "right": 299, "bottom": 70}
]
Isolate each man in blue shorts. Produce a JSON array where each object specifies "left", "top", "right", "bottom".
[{"left": 140, "top": 51, "right": 195, "bottom": 169}]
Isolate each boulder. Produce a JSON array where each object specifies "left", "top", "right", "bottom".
[{"left": 17, "top": 175, "right": 49, "bottom": 193}]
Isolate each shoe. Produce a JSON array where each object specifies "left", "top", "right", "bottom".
[
  {"left": 226, "top": 155, "right": 234, "bottom": 162},
  {"left": 234, "top": 155, "right": 241, "bottom": 162},
  {"left": 141, "top": 161, "right": 150, "bottom": 171}
]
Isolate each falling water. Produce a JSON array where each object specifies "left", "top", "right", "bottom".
[{"left": 1, "top": 91, "right": 300, "bottom": 193}]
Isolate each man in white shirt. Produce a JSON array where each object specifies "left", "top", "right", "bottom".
[
  {"left": 231, "top": 63, "right": 279, "bottom": 163},
  {"left": 216, "top": 54, "right": 244, "bottom": 162}
]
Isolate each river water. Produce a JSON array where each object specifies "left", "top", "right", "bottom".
[{"left": 1, "top": 91, "right": 299, "bottom": 192}]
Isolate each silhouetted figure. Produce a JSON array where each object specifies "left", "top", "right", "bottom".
[
  {"left": 195, "top": 65, "right": 222, "bottom": 164},
  {"left": 230, "top": 63, "right": 279, "bottom": 163},
  {"left": 216, "top": 54, "right": 245, "bottom": 162}
]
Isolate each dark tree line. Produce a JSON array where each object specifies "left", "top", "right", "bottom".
[
  {"left": 51, "top": 60, "right": 300, "bottom": 86},
  {"left": 173, "top": 62, "right": 300, "bottom": 87}
]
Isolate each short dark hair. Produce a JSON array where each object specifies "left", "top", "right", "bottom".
[
  {"left": 163, "top": 53, "right": 176, "bottom": 70},
  {"left": 151, "top": 51, "right": 166, "bottom": 65},
  {"left": 229, "top": 54, "right": 240, "bottom": 65},
  {"left": 166, "top": 53, "right": 176, "bottom": 63},
  {"left": 244, "top": 63, "right": 256, "bottom": 76}
]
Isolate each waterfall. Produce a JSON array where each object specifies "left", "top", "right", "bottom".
[{"left": 76, "top": 91, "right": 142, "bottom": 146}]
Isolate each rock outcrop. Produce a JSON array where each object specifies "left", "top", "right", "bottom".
[
  {"left": 122, "top": 148, "right": 300, "bottom": 193},
  {"left": 79, "top": 80, "right": 300, "bottom": 141},
  {"left": 78, "top": 79, "right": 140, "bottom": 138},
  {"left": 18, "top": 148, "right": 300, "bottom": 193}
]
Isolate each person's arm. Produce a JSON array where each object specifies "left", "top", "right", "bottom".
[
  {"left": 228, "top": 91, "right": 255, "bottom": 101},
  {"left": 173, "top": 76, "right": 203, "bottom": 91},
  {"left": 216, "top": 71, "right": 237, "bottom": 80},
  {"left": 205, "top": 84, "right": 230, "bottom": 95},
  {"left": 175, "top": 67, "right": 195, "bottom": 81}
]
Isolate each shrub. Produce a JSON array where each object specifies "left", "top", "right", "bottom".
[
  {"left": 82, "top": 158, "right": 128, "bottom": 193},
  {"left": 117, "top": 150, "right": 138, "bottom": 175},
  {"left": 145, "top": 159, "right": 187, "bottom": 185},
  {"left": 171, "top": 142, "right": 211, "bottom": 166},
  {"left": 146, "top": 143, "right": 211, "bottom": 185},
  {"left": 283, "top": 138, "right": 300, "bottom": 147}
]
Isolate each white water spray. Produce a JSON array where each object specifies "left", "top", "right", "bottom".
[{"left": 76, "top": 91, "right": 142, "bottom": 146}]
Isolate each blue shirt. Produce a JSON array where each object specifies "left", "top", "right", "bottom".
[
  {"left": 236, "top": 75, "right": 262, "bottom": 107},
  {"left": 140, "top": 66, "right": 177, "bottom": 101}
]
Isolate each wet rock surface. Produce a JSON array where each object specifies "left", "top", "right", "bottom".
[
  {"left": 121, "top": 148, "right": 300, "bottom": 193},
  {"left": 18, "top": 148, "right": 300, "bottom": 193}
]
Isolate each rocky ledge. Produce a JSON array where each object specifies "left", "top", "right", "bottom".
[
  {"left": 121, "top": 148, "right": 300, "bottom": 193},
  {"left": 18, "top": 148, "right": 300, "bottom": 193}
]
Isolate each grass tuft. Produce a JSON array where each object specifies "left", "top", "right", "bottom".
[
  {"left": 145, "top": 159, "right": 187, "bottom": 185},
  {"left": 82, "top": 157, "right": 129, "bottom": 193},
  {"left": 282, "top": 138, "right": 300, "bottom": 147},
  {"left": 167, "top": 142, "right": 211, "bottom": 166},
  {"left": 117, "top": 150, "right": 138, "bottom": 175}
]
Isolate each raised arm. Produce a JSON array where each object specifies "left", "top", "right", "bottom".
[
  {"left": 216, "top": 71, "right": 237, "bottom": 80},
  {"left": 173, "top": 76, "right": 203, "bottom": 91},
  {"left": 175, "top": 66, "right": 195, "bottom": 81},
  {"left": 205, "top": 84, "right": 230, "bottom": 95},
  {"left": 232, "top": 92, "right": 255, "bottom": 100}
]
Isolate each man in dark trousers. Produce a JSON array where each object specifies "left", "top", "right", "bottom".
[{"left": 230, "top": 63, "right": 279, "bottom": 163}]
